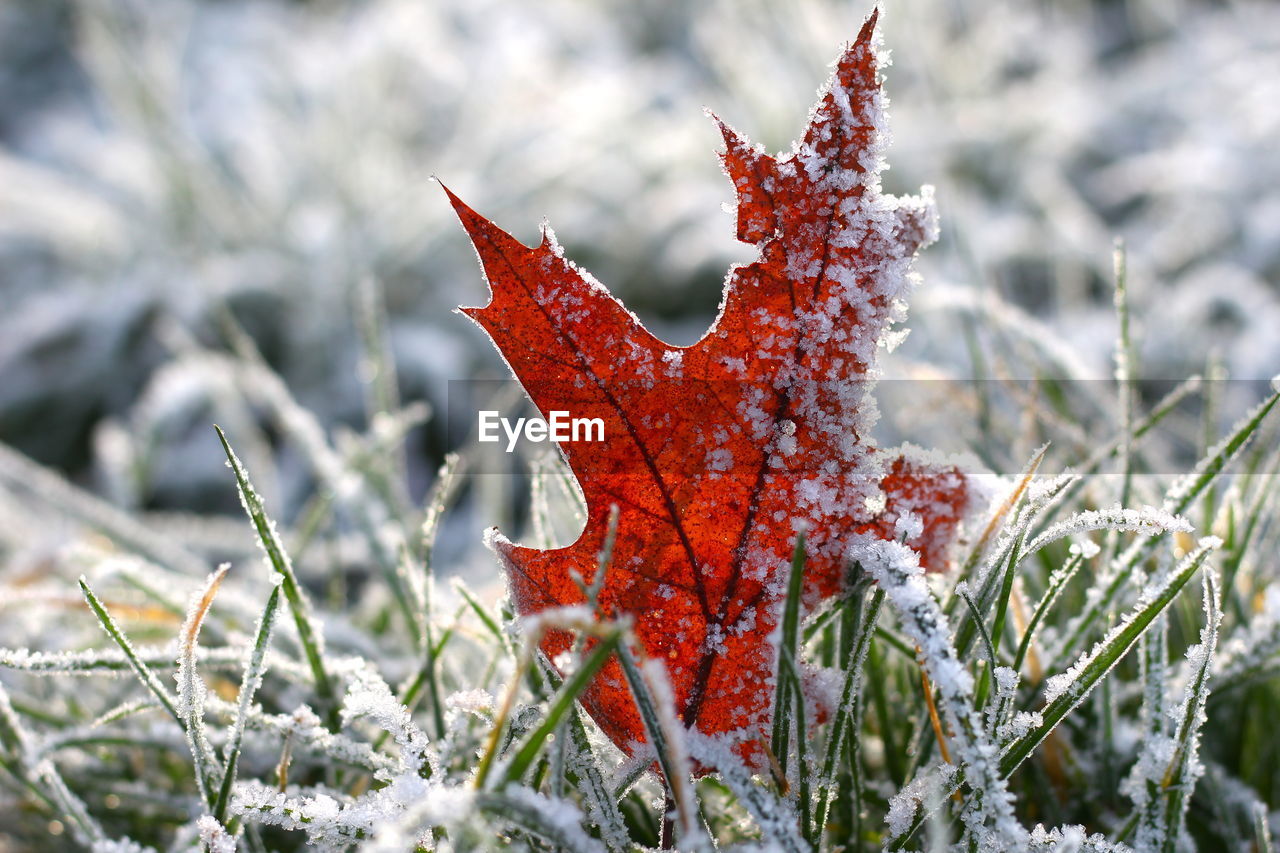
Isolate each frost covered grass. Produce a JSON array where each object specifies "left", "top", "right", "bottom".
[
  {"left": 6, "top": 0, "right": 1280, "bottom": 500},
  {"left": 1, "top": 265, "right": 1278, "bottom": 852},
  {"left": 2, "top": 1, "right": 1280, "bottom": 851}
]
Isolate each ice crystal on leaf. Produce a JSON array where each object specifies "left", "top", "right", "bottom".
[{"left": 446, "top": 10, "right": 980, "bottom": 768}]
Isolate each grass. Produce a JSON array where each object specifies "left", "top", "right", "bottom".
[{"left": 0, "top": 273, "right": 1278, "bottom": 852}]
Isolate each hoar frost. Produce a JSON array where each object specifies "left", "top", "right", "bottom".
[{"left": 852, "top": 533, "right": 1025, "bottom": 848}]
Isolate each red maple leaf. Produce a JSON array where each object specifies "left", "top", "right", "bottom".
[{"left": 446, "top": 10, "right": 980, "bottom": 767}]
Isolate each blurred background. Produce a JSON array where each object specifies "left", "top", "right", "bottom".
[{"left": 2, "top": 0, "right": 1278, "bottom": 574}]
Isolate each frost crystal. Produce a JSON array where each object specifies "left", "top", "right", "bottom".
[
  {"left": 885, "top": 764, "right": 957, "bottom": 841},
  {"left": 1023, "top": 506, "right": 1191, "bottom": 558},
  {"left": 1029, "top": 824, "right": 1135, "bottom": 852},
  {"left": 196, "top": 816, "right": 236, "bottom": 853},
  {"left": 894, "top": 510, "right": 924, "bottom": 543}
]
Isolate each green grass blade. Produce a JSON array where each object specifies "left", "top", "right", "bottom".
[
  {"left": 973, "top": 531, "right": 1024, "bottom": 709},
  {"left": 867, "top": 639, "right": 905, "bottom": 787},
  {"left": 214, "top": 582, "right": 281, "bottom": 824},
  {"left": 500, "top": 634, "right": 620, "bottom": 785},
  {"left": 474, "top": 790, "right": 604, "bottom": 853},
  {"left": 1159, "top": 567, "right": 1222, "bottom": 853},
  {"left": 1113, "top": 240, "right": 1135, "bottom": 511},
  {"left": 78, "top": 577, "right": 183, "bottom": 725},
  {"left": 219, "top": 316, "right": 422, "bottom": 648},
  {"left": 1012, "top": 551, "right": 1084, "bottom": 674},
  {"left": 770, "top": 531, "right": 807, "bottom": 786},
  {"left": 176, "top": 565, "right": 228, "bottom": 807},
  {"left": 814, "top": 582, "right": 883, "bottom": 842},
  {"left": 1059, "top": 391, "right": 1278, "bottom": 659},
  {"left": 1000, "top": 537, "right": 1218, "bottom": 777},
  {"left": 536, "top": 658, "right": 631, "bottom": 852},
  {"left": 215, "top": 425, "right": 338, "bottom": 727},
  {"left": 616, "top": 643, "right": 704, "bottom": 848},
  {"left": 455, "top": 578, "right": 511, "bottom": 653},
  {"left": 953, "top": 468, "right": 1073, "bottom": 665},
  {"left": 959, "top": 588, "right": 999, "bottom": 697}
]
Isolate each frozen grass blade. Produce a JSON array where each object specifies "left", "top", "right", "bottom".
[
  {"left": 770, "top": 531, "right": 807, "bottom": 787},
  {"left": 1252, "top": 801, "right": 1273, "bottom": 853},
  {"left": 78, "top": 576, "right": 183, "bottom": 725},
  {"left": 1164, "top": 390, "right": 1279, "bottom": 519},
  {"left": 1021, "top": 507, "right": 1190, "bottom": 559},
  {"left": 407, "top": 454, "right": 461, "bottom": 713},
  {"left": 354, "top": 275, "right": 409, "bottom": 502},
  {"left": 954, "top": 443, "right": 1047, "bottom": 583},
  {"left": 616, "top": 644, "right": 705, "bottom": 849},
  {"left": 219, "top": 316, "right": 422, "bottom": 648},
  {"left": 1047, "top": 375, "right": 1204, "bottom": 520},
  {"left": 813, "top": 578, "right": 883, "bottom": 843},
  {"left": 1000, "top": 537, "right": 1219, "bottom": 778},
  {"left": 858, "top": 534, "right": 1023, "bottom": 850},
  {"left": 0, "top": 645, "right": 243, "bottom": 675},
  {"left": 215, "top": 425, "right": 338, "bottom": 728},
  {"left": 688, "top": 734, "right": 808, "bottom": 853},
  {"left": 500, "top": 633, "right": 620, "bottom": 785},
  {"left": 1012, "top": 551, "right": 1084, "bottom": 674},
  {"left": 1127, "top": 610, "right": 1170, "bottom": 848},
  {"left": 474, "top": 789, "right": 604, "bottom": 853},
  {"left": 213, "top": 582, "right": 282, "bottom": 824},
  {"left": 1158, "top": 567, "right": 1221, "bottom": 853},
  {"left": 176, "top": 564, "right": 228, "bottom": 807},
  {"left": 1059, "top": 390, "right": 1278, "bottom": 658},
  {"left": 536, "top": 659, "right": 631, "bottom": 853},
  {"left": 204, "top": 696, "right": 395, "bottom": 775}
]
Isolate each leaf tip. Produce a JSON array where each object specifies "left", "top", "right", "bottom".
[
  {"left": 481, "top": 526, "right": 513, "bottom": 554},
  {"left": 864, "top": 5, "right": 880, "bottom": 34},
  {"left": 436, "top": 179, "right": 470, "bottom": 218},
  {"left": 438, "top": 180, "right": 497, "bottom": 243}
]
